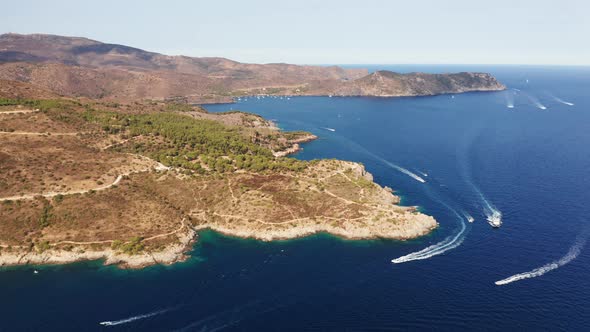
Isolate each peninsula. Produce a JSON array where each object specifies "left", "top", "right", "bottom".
[{"left": 0, "top": 81, "right": 437, "bottom": 268}]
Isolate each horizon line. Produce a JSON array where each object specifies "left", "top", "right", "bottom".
[{"left": 3, "top": 32, "right": 590, "bottom": 68}]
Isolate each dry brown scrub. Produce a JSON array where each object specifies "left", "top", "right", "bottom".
[
  {"left": 0, "top": 111, "right": 74, "bottom": 133},
  {"left": 0, "top": 99, "right": 436, "bottom": 268}
]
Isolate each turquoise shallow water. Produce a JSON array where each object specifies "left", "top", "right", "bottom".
[{"left": 2, "top": 65, "right": 590, "bottom": 331}]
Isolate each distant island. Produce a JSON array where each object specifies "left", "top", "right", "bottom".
[{"left": 0, "top": 33, "right": 505, "bottom": 103}]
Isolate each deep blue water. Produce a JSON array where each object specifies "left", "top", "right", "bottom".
[{"left": 2, "top": 65, "right": 590, "bottom": 331}]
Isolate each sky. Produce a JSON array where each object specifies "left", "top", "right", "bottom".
[{"left": 1, "top": 0, "right": 588, "bottom": 65}]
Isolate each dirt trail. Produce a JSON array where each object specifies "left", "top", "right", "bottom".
[
  {"left": 0, "top": 131, "right": 80, "bottom": 136},
  {"left": 0, "top": 109, "right": 40, "bottom": 115},
  {"left": 0, "top": 159, "right": 168, "bottom": 201},
  {"left": 0, "top": 174, "right": 124, "bottom": 201}
]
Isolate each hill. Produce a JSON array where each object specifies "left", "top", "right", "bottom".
[
  {"left": 307, "top": 70, "right": 505, "bottom": 97},
  {"left": 0, "top": 33, "right": 504, "bottom": 102}
]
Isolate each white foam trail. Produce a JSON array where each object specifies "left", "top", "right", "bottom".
[
  {"left": 471, "top": 182, "right": 502, "bottom": 226},
  {"left": 384, "top": 162, "right": 426, "bottom": 183},
  {"left": 504, "top": 90, "right": 515, "bottom": 109},
  {"left": 392, "top": 217, "right": 467, "bottom": 263},
  {"left": 462, "top": 211, "right": 475, "bottom": 223},
  {"left": 339, "top": 137, "right": 425, "bottom": 183},
  {"left": 458, "top": 125, "right": 503, "bottom": 227},
  {"left": 99, "top": 308, "right": 170, "bottom": 326},
  {"left": 415, "top": 170, "right": 429, "bottom": 177},
  {"left": 553, "top": 97, "right": 574, "bottom": 106},
  {"left": 495, "top": 235, "right": 587, "bottom": 286},
  {"left": 482, "top": 200, "right": 501, "bottom": 223},
  {"left": 393, "top": 189, "right": 468, "bottom": 264},
  {"left": 320, "top": 127, "right": 336, "bottom": 132},
  {"left": 522, "top": 92, "right": 547, "bottom": 110},
  {"left": 462, "top": 152, "right": 501, "bottom": 225}
]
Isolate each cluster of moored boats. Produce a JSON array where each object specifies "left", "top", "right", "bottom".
[{"left": 236, "top": 95, "right": 291, "bottom": 102}]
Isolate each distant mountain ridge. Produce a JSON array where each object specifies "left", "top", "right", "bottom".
[{"left": 0, "top": 33, "right": 505, "bottom": 101}]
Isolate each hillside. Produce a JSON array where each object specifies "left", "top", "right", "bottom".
[
  {"left": 307, "top": 70, "right": 506, "bottom": 97},
  {"left": 0, "top": 33, "right": 366, "bottom": 102},
  {"left": 0, "top": 33, "right": 504, "bottom": 102}
]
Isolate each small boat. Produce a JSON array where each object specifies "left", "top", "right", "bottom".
[
  {"left": 467, "top": 216, "right": 475, "bottom": 223},
  {"left": 33, "top": 270, "right": 39, "bottom": 274},
  {"left": 487, "top": 212, "right": 502, "bottom": 228}
]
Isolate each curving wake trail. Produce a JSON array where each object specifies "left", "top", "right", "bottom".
[
  {"left": 392, "top": 219, "right": 466, "bottom": 263},
  {"left": 99, "top": 308, "right": 172, "bottom": 326},
  {"left": 392, "top": 184, "right": 469, "bottom": 264},
  {"left": 331, "top": 135, "right": 464, "bottom": 262},
  {"left": 495, "top": 234, "right": 587, "bottom": 286}
]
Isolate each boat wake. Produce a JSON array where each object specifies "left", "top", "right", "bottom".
[
  {"left": 320, "top": 127, "right": 336, "bottom": 132},
  {"left": 486, "top": 209, "right": 502, "bottom": 228},
  {"left": 553, "top": 97, "right": 574, "bottom": 106},
  {"left": 385, "top": 162, "right": 426, "bottom": 183},
  {"left": 415, "top": 169, "right": 429, "bottom": 178},
  {"left": 462, "top": 210, "right": 475, "bottom": 223},
  {"left": 342, "top": 138, "right": 425, "bottom": 183},
  {"left": 495, "top": 234, "right": 587, "bottom": 286},
  {"left": 99, "top": 308, "right": 172, "bottom": 326},
  {"left": 472, "top": 182, "right": 502, "bottom": 228},
  {"left": 505, "top": 90, "right": 515, "bottom": 109},
  {"left": 459, "top": 126, "right": 503, "bottom": 228},
  {"left": 393, "top": 183, "right": 469, "bottom": 264},
  {"left": 392, "top": 215, "right": 467, "bottom": 264},
  {"left": 173, "top": 300, "right": 286, "bottom": 332},
  {"left": 522, "top": 92, "right": 547, "bottom": 110}
]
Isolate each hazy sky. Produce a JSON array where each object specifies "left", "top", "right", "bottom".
[{"left": 2, "top": 0, "right": 588, "bottom": 65}]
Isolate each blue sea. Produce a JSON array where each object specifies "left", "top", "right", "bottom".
[{"left": 2, "top": 65, "right": 590, "bottom": 331}]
